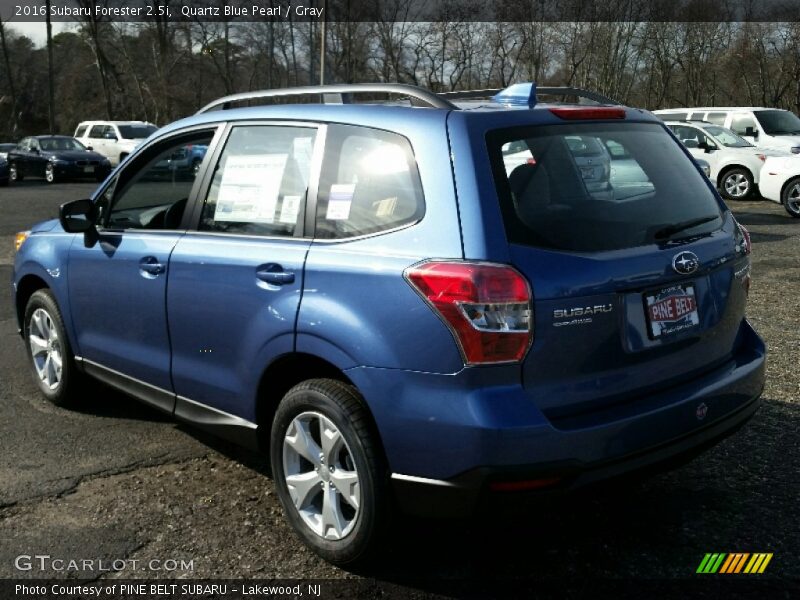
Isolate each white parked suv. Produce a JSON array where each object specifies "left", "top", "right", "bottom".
[
  {"left": 654, "top": 107, "right": 800, "bottom": 155},
  {"left": 664, "top": 120, "right": 782, "bottom": 200},
  {"left": 758, "top": 155, "right": 800, "bottom": 218},
  {"left": 73, "top": 121, "right": 157, "bottom": 166}
]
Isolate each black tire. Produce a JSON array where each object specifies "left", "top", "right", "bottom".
[
  {"left": 23, "top": 289, "right": 81, "bottom": 407},
  {"left": 781, "top": 177, "right": 800, "bottom": 218},
  {"left": 270, "top": 378, "right": 388, "bottom": 565},
  {"left": 9, "top": 161, "right": 22, "bottom": 183},
  {"left": 719, "top": 167, "right": 754, "bottom": 200}
]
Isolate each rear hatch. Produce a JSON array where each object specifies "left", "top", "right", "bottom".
[{"left": 487, "top": 119, "right": 750, "bottom": 425}]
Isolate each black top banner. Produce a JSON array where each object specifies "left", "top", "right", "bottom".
[{"left": 2, "top": 0, "right": 800, "bottom": 23}]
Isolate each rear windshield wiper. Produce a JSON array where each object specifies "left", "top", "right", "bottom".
[{"left": 653, "top": 216, "right": 719, "bottom": 240}]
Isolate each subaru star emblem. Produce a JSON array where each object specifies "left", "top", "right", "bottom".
[
  {"left": 673, "top": 251, "right": 699, "bottom": 275},
  {"left": 696, "top": 403, "right": 708, "bottom": 420}
]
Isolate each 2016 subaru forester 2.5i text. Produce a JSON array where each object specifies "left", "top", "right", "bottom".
[{"left": 12, "top": 83, "right": 765, "bottom": 565}]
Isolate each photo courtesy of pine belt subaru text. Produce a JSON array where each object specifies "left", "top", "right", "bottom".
[{"left": 11, "top": 82, "right": 766, "bottom": 566}]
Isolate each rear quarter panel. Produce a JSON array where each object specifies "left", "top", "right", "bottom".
[{"left": 297, "top": 109, "right": 465, "bottom": 374}]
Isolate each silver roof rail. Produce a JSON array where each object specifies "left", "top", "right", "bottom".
[
  {"left": 439, "top": 86, "right": 619, "bottom": 105},
  {"left": 438, "top": 88, "right": 503, "bottom": 100},
  {"left": 196, "top": 83, "right": 457, "bottom": 114}
]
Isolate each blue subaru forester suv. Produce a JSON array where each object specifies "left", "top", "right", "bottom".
[{"left": 12, "top": 83, "right": 765, "bottom": 564}]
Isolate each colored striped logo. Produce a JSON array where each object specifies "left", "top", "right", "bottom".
[{"left": 696, "top": 553, "right": 773, "bottom": 574}]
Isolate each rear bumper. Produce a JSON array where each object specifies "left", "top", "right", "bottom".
[
  {"left": 346, "top": 320, "right": 766, "bottom": 516},
  {"left": 391, "top": 388, "right": 761, "bottom": 517}
]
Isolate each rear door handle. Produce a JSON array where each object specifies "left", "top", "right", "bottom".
[
  {"left": 256, "top": 264, "right": 295, "bottom": 286},
  {"left": 139, "top": 256, "right": 166, "bottom": 276}
]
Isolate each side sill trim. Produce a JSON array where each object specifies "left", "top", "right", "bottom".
[
  {"left": 74, "top": 356, "right": 260, "bottom": 451},
  {"left": 174, "top": 395, "right": 260, "bottom": 451},
  {"left": 77, "top": 356, "right": 175, "bottom": 415}
]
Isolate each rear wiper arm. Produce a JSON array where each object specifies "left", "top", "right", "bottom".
[{"left": 653, "top": 216, "right": 719, "bottom": 240}]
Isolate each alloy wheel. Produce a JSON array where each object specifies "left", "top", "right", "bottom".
[
  {"left": 282, "top": 411, "right": 361, "bottom": 540},
  {"left": 9, "top": 163, "right": 18, "bottom": 182},
  {"left": 724, "top": 172, "right": 749, "bottom": 198},
  {"left": 28, "top": 308, "right": 63, "bottom": 390},
  {"left": 45, "top": 164, "right": 55, "bottom": 183}
]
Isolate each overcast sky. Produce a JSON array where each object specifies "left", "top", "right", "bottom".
[{"left": 5, "top": 21, "right": 74, "bottom": 46}]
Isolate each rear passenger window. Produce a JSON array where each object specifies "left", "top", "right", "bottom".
[
  {"left": 200, "top": 125, "right": 317, "bottom": 237},
  {"left": 75, "top": 125, "right": 88, "bottom": 138},
  {"left": 705, "top": 112, "right": 727, "bottom": 125},
  {"left": 730, "top": 114, "right": 757, "bottom": 136},
  {"left": 315, "top": 125, "right": 424, "bottom": 239},
  {"left": 88, "top": 125, "right": 105, "bottom": 138}
]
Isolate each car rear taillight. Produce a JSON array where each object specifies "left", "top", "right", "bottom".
[
  {"left": 732, "top": 218, "right": 752, "bottom": 295},
  {"left": 549, "top": 107, "right": 626, "bottom": 120},
  {"left": 404, "top": 261, "right": 533, "bottom": 365},
  {"left": 734, "top": 218, "right": 752, "bottom": 255}
]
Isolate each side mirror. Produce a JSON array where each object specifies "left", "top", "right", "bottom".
[
  {"left": 86, "top": 145, "right": 93, "bottom": 151},
  {"left": 745, "top": 126, "right": 757, "bottom": 138},
  {"left": 704, "top": 142, "right": 717, "bottom": 153},
  {"left": 60, "top": 198, "right": 97, "bottom": 233},
  {"left": 60, "top": 198, "right": 100, "bottom": 247}
]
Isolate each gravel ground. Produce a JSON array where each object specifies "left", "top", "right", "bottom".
[{"left": 0, "top": 183, "right": 797, "bottom": 597}]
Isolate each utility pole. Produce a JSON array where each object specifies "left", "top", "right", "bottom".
[
  {"left": 45, "top": 0, "right": 56, "bottom": 133},
  {"left": 319, "top": 0, "right": 327, "bottom": 84}
]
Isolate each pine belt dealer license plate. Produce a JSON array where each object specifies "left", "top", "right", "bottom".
[{"left": 645, "top": 283, "right": 700, "bottom": 338}]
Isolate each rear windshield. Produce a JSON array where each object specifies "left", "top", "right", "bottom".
[
  {"left": 118, "top": 125, "right": 157, "bottom": 139},
  {"left": 489, "top": 122, "right": 722, "bottom": 252}
]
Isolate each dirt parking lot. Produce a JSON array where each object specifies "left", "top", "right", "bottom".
[{"left": 0, "top": 182, "right": 797, "bottom": 595}]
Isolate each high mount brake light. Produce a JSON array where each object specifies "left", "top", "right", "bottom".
[
  {"left": 404, "top": 261, "right": 533, "bottom": 365},
  {"left": 549, "top": 107, "right": 626, "bottom": 120}
]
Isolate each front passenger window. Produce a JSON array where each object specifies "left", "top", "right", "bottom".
[{"left": 105, "top": 132, "right": 214, "bottom": 230}]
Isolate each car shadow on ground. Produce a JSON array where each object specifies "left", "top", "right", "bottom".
[
  {"left": 72, "top": 380, "right": 270, "bottom": 470},
  {"left": 731, "top": 210, "right": 793, "bottom": 227},
  {"left": 68, "top": 384, "right": 798, "bottom": 589},
  {"left": 747, "top": 232, "right": 790, "bottom": 244},
  {"left": 351, "top": 398, "right": 796, "bottom": 591},
  {"left": 69, "top": 379, "right": 173, "bottom": 423}
]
